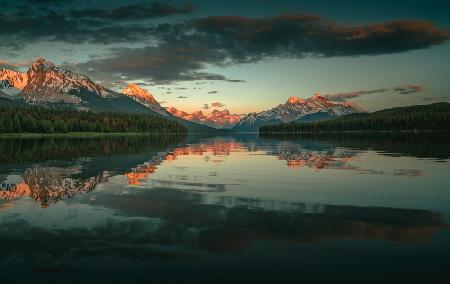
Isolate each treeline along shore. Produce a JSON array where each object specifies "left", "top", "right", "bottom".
[{"left": 0, "top": 106, "right": 187, "bottom": 134}]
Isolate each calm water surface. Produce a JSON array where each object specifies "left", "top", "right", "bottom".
[{"left": 0, "top": 133, "right": 449, "bottom": 283}]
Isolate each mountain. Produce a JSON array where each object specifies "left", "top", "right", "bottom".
[
  {"left": 0, "top": 69, "right": 28, "bottom": 90},
  {"left": 123, "top": 84, "right": 158, "bottom": 105},
  {"left": 232, "top": 94, "right": 365, "bottom": 132},
  {"left": 259, "top": 102, "right": 450, "bottom": 132},
  {"left": 123, "top": 84, "right": 170, "bottom": 116},
  {"left": 166, "top": 107, "right": 244, "bottom": 129},
  {"left": 0, "top": 58, "right": 219, "bottom": 133},
  {"left": 0, "top": 58, "right": 156, "bottom": 113},
  {"left": 120, "top": 84, "right": 220, "bottom": 132},
  {"left": 21, "top": 58, "right": 118, "bottom": 103},
  {"left": 0, "top": 69, "right": 26, "bottom": 99},
  {"left": 208, "top": 109, "right": 244, "bottom": 128},
  {"left": 166, "top": 107, "right": 207, "bottom": 123}
]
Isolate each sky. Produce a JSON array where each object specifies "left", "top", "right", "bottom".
[{"left": 1, "top": 0, "right": 449, "bottom": 114}]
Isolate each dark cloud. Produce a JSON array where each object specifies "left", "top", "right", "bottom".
[
  {"left": 422, "top": 96, "right": 448, "bottom": 101},
  {"left": 2, "top": 9, "right": 448, "bottom": 53},
  {"left": 211, "top": 102, "right": 225, "bottom": 108},
  {"left": 27, "top": 0, "right": 73, "bottom": 3},
  {"left": 1, "top": 6, "right": 449, "bottom": 84},
  {"left": 21, "top": 0, "right": 75, "bottom": 7},
  {"left": 134, "top": 82, "right": 153, "bottom": 87},
  {"left": 202, "top": 104, "right": 210, "bottom": 109},
  {"left": 325, "top": 88, "right": 389, "bottom": 101},
  {"left": 177, "top": 96, "right": 188, "bottom": 98},
  {"left": 0, "top": 9, "right": 155, "bottom": 47},
  {"left": 72, "top": 45, "right": 245, "bottom": 84},
  {"left": 208, "top": 91, "right": 218, "bottom": 94},
  {"left": 325, "top": 84, "right": 425, "bottom": 102},
  {"left": 70, "top": 2, "right": 194, "bottom": 20},
  {"left": 0, "top": 59, "right": 28, "bottom": 70},
  {"left": 71, "top": 15, "right": 449, "bottom": 84},
  {"left": 393, "top": 84, "right": 424, "bottom": 94},
  {"left": 188, "top": 15, "right": 449, "bottom": 62},
  {"left": 0, "top": 2, "right": 192, "bottom": 48}
]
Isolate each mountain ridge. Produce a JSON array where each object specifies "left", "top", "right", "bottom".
[
  {"left": 232, "top": 94, "right": 365, "bottom": 132},
  {"left": 0, "top": 58, "right": 367, "bottom": 132},
  {"left": 167, "top": 107, "right": 244, "bottom": 129},
  {"left": 0, "top": 58, "right": 219, "bottom": 133},
  {"left": 259, "top": 102, "right": 450, "bottom": 133}
]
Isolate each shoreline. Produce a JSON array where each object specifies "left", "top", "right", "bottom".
[
  {"left": 0, "top": 132, "right": 188, "bottom": 139},
  {"left": 258, "top": 130, "right": 450, "bottom": 134}
]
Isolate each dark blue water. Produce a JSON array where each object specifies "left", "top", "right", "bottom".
[{"left": 0, "top": 133, "right": 449, "bottom": 283}]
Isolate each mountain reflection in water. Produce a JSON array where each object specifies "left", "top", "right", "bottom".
[
  {"left": 1, "top": 135, "right": 361, "bottom": 205},
  {"left": 0, "top": 133, "right": 449, "bottom": 283},
  {"left": 0, "top": 135, "right": 184, "bottom": 207}
]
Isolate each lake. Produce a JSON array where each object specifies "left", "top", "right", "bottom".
[{"left": 0, "top": 133, "right": 449, "bottom": 283}]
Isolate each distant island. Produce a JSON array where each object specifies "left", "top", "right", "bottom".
[
  {"left": 0, "top": 106, "right": 187, "bottom": 135},
  {"left": 259, "top": 103, "right": 450, "bottom": 133}
]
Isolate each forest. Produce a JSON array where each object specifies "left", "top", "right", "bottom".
[
  {"left": 260, "top": 103, "right": 450, "bottom": 133},
  {"left": 0, "top": 106, "right": 187, "bottom": 134}
]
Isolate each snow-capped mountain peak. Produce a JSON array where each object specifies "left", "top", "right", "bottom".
[
  {"left": 122, "top": 84, "right": 170, "bottom": 116},
  {"left": 0, "top": 69, "right": 27, "bottom": 98},
  {"left": 0, "top": 69, "right": 28, "bottom": 90},
  {"left": 21, "top": 58, "right": 117, "bottom": 103},
  {"left": 123, "top": 84, "right": 159, "bottom": 106},
  {"left": 287, "top": 96, "right": 306, "bottom": 104},
  {"left": 312, "top": 93, "right": 325, "bottom": 99},
  {"left": 233, "top": 93, "right": 365, "bottom": 131},
  {"left": 31, "top": 57, "right": 55, "bottom": 71}
]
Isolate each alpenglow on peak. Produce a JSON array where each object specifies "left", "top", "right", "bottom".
[
  {"left": 287, "top": 96, "right": 306, "bottom": 104},
  {"left": 123, "top": 84, "right": 159, "bottom": 106}
]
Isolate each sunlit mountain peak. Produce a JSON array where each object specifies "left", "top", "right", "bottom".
[
  {"left": 0, "top": 69, "right": 28, "bottom": 90},
  {"left": 122, "top": 83, "right": 172, "bottom": 116},
  {"left": 31, "top": 57, "right": 55, "bottom": 71},
  {"left": 233, "top": 93, "right": 364, "bottom": 131},
  {"left": 123, "top": 84, "right": 158, "bottom": 105},
  {"left": 22, "top": 57, "right": 116, "bottom": 102},
  {"left": 287, "top": 96, "right": 306, "bottom": 104},
  {"left": 311, "top": 93, "right": 326, "bottom": 100}
]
